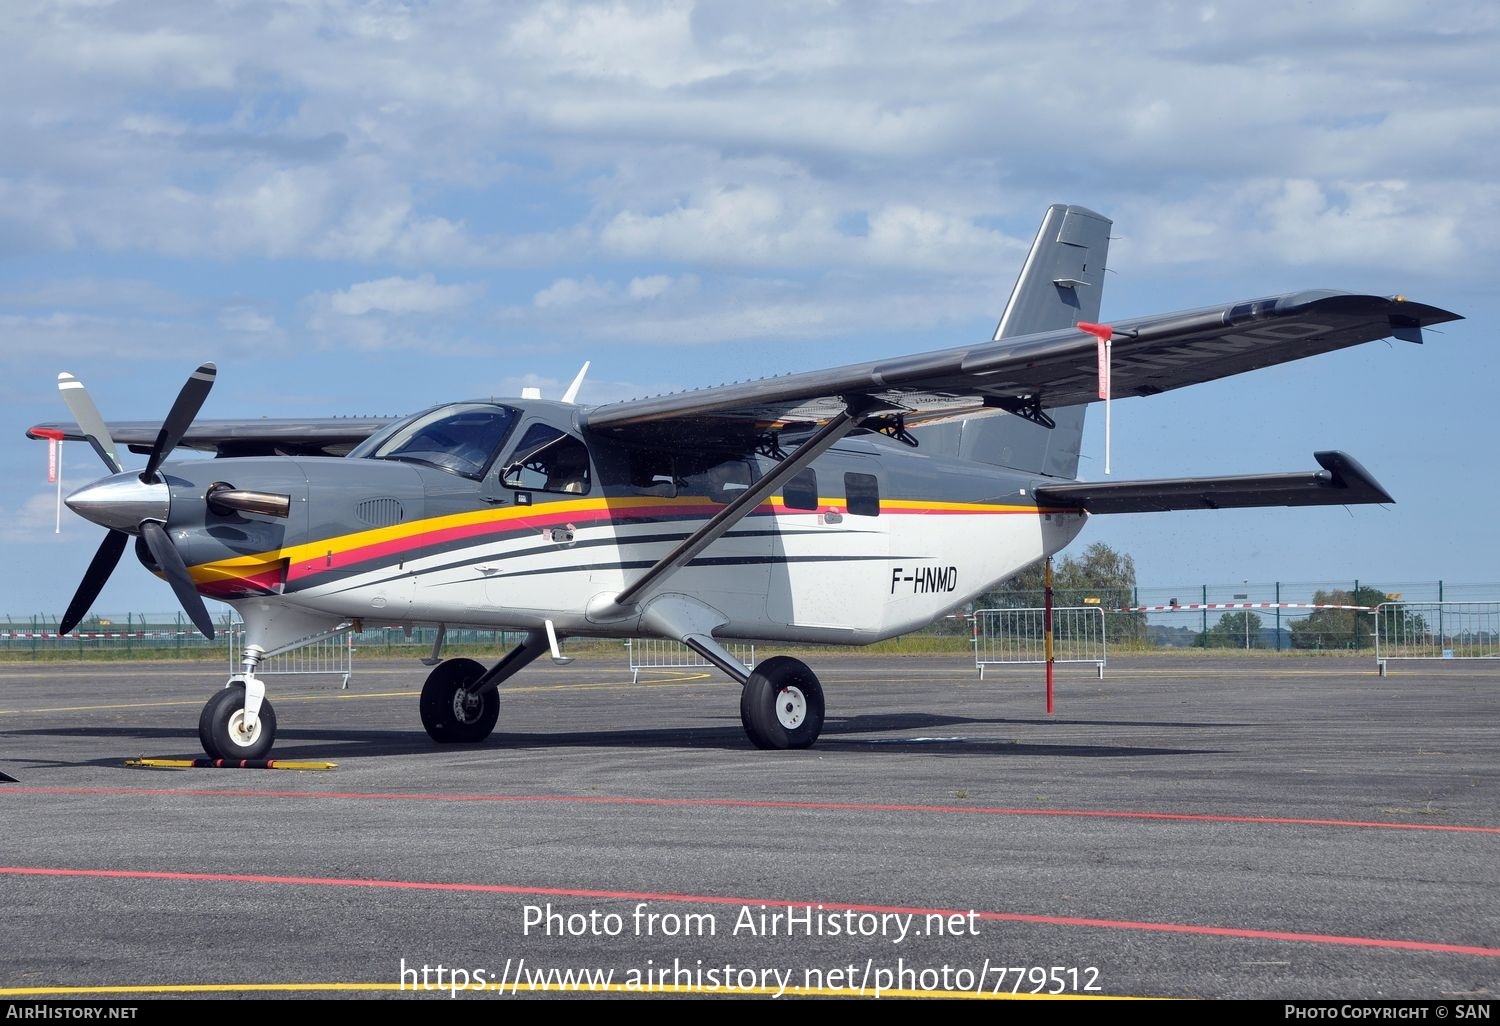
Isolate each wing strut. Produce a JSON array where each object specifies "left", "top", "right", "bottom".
[{"left": 603, "top": 405, "right": 866, "bottom": 617}]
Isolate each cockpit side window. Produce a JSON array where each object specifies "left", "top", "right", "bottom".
[
  {"left": 502, "top": 424, "right": 592, "bottom": 495},
  {"left": 349, "top": 403, "right": 517, "bottom": 480}
]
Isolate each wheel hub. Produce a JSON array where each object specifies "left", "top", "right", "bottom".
[
  {"left": 451, "top": 687, "right": 483, "bottom": 724},
  {"left": 225, "top": 709, "right": 262, "bottom": 749},
  {"left": 775, "top": 686, "right": 806, "bottom": 729}
]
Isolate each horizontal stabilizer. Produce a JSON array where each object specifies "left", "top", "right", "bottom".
[{"left": 1033, "top": 451, "right": 1393, "bottom": 514}]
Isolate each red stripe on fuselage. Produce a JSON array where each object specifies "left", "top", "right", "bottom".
[
  {"left": 281, "top": 500, "right": 730, "bottom": 585},
  {"left": 217, "top": 497, "right": 1047, "bottom": 591}
]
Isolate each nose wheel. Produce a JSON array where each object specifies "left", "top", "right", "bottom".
[
  {"left": 739, "top": 656, "right": 824, "bottom": 750},
  {"left": 199, "top": 683, "right": 278, "bottom": 760}
]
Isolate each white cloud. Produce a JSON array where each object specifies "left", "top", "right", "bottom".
[
  {"left": 219, "top": 306, "right": 276, "bottom": 333},
  {"left": 505, "top": 270, "right": 992, "bottom": 346},
  {"left": 533, "top": 277, "right": 616, "bottom": 309},
  {"left": 326, "top": 274, "right": 483, "bottom": 317},
  {"left": 627, "top": 275, "right": 677, "bottom": 299},
  {"left": 864, "top": 205, "right": 1015, "bottom": 271},
  {"left": 1116, "top": 177, "right": 1489, "bottom": 278},
  {"left": 0, "top": 492, "right": 72, "bottom": 544}
]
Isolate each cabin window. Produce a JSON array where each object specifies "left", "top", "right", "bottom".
[
  {"left": 624, "top": 448, "right": 677, "bottom": 497},
  {"left": 845, "top": 472, "right": 880, "bottom": 517},
  {"left": 680, "top": 456, "right": 753, "bottom": 505},
  {"left": 784, "top": 470, "right": 818, "bottom": 511},
  {"left": 501, "top": 424, "right": 591, "bottom": 495}
]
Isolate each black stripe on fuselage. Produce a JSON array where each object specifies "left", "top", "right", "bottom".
[
  {"left": 298, "top": 522, "right": 880, "bottom": 590},
  {"left": 302, "top": 551, "right": 919, "bottom": 598}
]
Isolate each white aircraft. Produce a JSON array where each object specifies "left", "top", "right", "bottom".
[{"left": 29, "top": 204, "right": 1460, "bottom": 759}]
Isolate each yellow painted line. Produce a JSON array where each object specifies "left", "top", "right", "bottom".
[
  {"left": 0, "top": 981, "right": 1138, "bottom": 999},
  {"left": 0, "top": 673, "right": 716, "bottom": 716},
  {"left": 0, "top": 697, "right": 243, "bottom": 715},
  {"left": 1, "top": 663, "right": 1429, "bottom": 718},
  {"left": 125, "top": 758, "right": 338, "bottom": 771}
]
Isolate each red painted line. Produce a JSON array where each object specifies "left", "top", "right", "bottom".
[
  {"left": 1, "top": 865, "right": 1493, "bottom": 958},
  {"left": 4, "top": 787, "right": 1497, "bottom": 834}
]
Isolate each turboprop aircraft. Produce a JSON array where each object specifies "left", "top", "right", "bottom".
[{"left": 28, "top": 204, "right": 1461, "bottom": 760}]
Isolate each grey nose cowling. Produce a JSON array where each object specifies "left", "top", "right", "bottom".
[{"left": 64, "top": 473, "right": 170, "bottom": 535}]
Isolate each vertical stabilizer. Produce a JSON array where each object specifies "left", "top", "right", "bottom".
[
  {"left": 994, "top": 204, "right": 1111, "bottom": 339},
  {"left": 916, "top": 204, "right": 1111, "bottom": 480}
]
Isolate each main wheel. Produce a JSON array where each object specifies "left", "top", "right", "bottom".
[
  {"left": 199, "top": 683, "right": 278, "bottom": 760},
  {"left": 420, "top": 658, "right": 499, "bottom": 743},
  {"left": 739, "top": 656, "right": 824, "bottom": 750}
]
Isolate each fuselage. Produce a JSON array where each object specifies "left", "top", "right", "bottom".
[{"left": 119, "top": 399, "right": 1087, "bottom": 647}]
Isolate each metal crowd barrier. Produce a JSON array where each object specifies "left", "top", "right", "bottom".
[
  {"left": 1375, "top": 601, "right": 1500, "bottom": 675},
  {"left": 227, "top": 622, "right": 354, "bottom": 689},
  {"left": 973, "top": 606, "right": 1106, "bottom": 678},
  {"left": 626, "top": 638, "right": 756, "bottom": 684}
]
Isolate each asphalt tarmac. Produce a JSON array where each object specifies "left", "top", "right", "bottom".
[{"left": 0, "top": 651, "right": 1495, "bottom": 1002}]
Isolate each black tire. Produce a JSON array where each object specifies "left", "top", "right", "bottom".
[
  {"left": 739, "top": 656, "right": 824, "bottom": 750},
  {"left": 420, "top": 658, "right": 499, "bottom": 743},
  {"left": 198, "top": 683, "right": 278, "bottom": 761}
]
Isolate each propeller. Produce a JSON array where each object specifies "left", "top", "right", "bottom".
[{"left": 55, "top": 363, "right": 218, "bottom": 639}]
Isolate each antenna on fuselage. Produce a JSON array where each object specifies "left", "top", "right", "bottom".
[
  {"left": 518, "top": 362, "right": 590, "bottom": 404},
  {"left": 561, "top": 361, "right": 590, "bottom": 405}
]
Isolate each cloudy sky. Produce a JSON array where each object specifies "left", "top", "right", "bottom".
[{"left": 3, "top": 0, "right": 1496, "bottom": 621}]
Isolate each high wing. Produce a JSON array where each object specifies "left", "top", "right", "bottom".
[
  {"left": 580, "top": 290, "right": 1461, "bottom": 448},
  {"left": 27, "top": 293, "right": 1460, "bottom": 459},
  {"left": 25, "top": 416, "right": 396, "bottom": 457}
]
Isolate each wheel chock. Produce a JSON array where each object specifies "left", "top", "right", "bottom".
[{"left": 125, "top": 757, "right": 337, "bottom": 771}]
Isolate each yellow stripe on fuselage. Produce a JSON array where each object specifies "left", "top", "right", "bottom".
[
  {"left": 187, "top": 495, "right": 715, "bottom": 584},
  {"left": 187, "top": 493, "right": 1059, "bottom": 585}
]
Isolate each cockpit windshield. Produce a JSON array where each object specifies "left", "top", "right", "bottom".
[{"left": 347, "top": 402, "right": 518, "bottom": 479}]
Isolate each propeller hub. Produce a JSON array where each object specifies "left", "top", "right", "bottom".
[{"left": 65, "top": 474, "right": 170, "bottom": 535}]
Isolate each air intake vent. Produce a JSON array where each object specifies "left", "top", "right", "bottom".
[{"left": 356, "top": 497, "right": 405, "bottom": 527}]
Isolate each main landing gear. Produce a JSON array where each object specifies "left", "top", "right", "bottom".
[
  {"left": 418, "top": 628, "right": 552, "bottom": 745},
  {"left": 419, "top": 657, "right": 500, "bottom": 743},
  {"left": 738, "top": 655, "right": 825, "bottom": 750},
  {"left": 412, "top": 629, "right": 827, "bottom": 751}
]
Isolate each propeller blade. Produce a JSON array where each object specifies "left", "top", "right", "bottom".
[
  {"left": 142, "top": 362, "right": 216, "bottom": 483},
  {"left": 58, "top": 530, "right": 129, "bottom": 635},
  {"left": 140, "top": 520, "right": 215, "bottom": 640},
  {"left": 57, "top": 372, "right": 122, "bottom": 474}
]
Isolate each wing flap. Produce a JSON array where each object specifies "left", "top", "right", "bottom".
[{"left": 1033, "top": 451, "right": 1393, "bottom": 514}]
